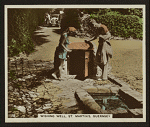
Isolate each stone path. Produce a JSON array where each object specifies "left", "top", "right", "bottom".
[
  {"left": 8, "top": 57, "right": 117, "bottom": 118},
  {"left": 7, "top": 26, "right": 143, "bottom": 118}
]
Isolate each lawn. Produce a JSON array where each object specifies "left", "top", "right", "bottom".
[{"left": 109, "top": 39, "right": 143, "bottom": 93}]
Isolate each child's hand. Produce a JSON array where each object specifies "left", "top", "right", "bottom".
[
  {"left": 85, "top": 40, "right": 89, "bottom": 43},
  {"left": 67, "top": 49, "right": 72, "bottom": 53}
]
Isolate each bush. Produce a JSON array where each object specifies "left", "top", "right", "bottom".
[
  {"left": 90, "top": 11, "right": 143, "bottom": 40},
  {"left": 61, "top": 9, "right": 80, "bottom": 31},
  {"left": 8, "top": 9, "right": 50, "bottom": 57}
]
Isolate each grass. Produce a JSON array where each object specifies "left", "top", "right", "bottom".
[{"left": 110, "top": 39, "right": 143, "bottom": 93}]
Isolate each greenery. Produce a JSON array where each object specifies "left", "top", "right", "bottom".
[
  {"left": 61, "top": 9, "right": 80, "bottom": 31},
  {"left": 9, "top": 70, "right": 17, "bottom": 80},
  {"left": 8, "top": 8, "right": 143, "bottom": 57},
  {"left": 90, "top": 10, "right": 143, "bottom": 40},
  {"left": 11, "top": 107, "right": 18, "bottom": 111},
  {"left": 8, "top": 9, "right": 51, "bottom": 57}
]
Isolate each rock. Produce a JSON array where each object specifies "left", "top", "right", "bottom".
[
  {"left": 136, "top": 77, "right": 143, "bottom": 80},
  {"left": 13, "top": 111, "right": 20, "bottom": 117},
  {"left": 14, "top": 88, "right": 19, "bottom": 92},
  {"left": 43, "top": 107, "right": 51, "bottom": 110},
  {"left": 28, "top": 91, "right": 38, "bottom": 98},
  {"left": 96, "top": 86, "right": 111, "bottom": 93},
  {"left": 35, "top": 108, "right": 44, "bottom": 113},
  {"left": 44, "top": 111, "right": 49, "bottom": 114},
  {"left": 16, "top": 106, "right": 26, "bottom": 113},
  {"left": 128, "top": 109, "right": 143, "bottom": 117},
  {"left": 18, "top": 78, "right": 26, "bottom": 82},
  {"left": 26, "top": 107, "right": 32, "bottom": 112},
  {"left": 44, "top": 79, "right": 51, "bottom": 82},
  {"left": 43, "top": 103, "right": 52, "bottom": 110},
  {"left": 32, "top": 74, "right": 36, "bottom": 77},
  {"left": 18, "top": 97, "right": 22, "bottom": 101},
  {"left": 84, "top": 78, "right": 94, "bottom": 83},
  {"left": 8, "top": 114, "right": 15, "bottom": 118},
  {"left": 44, "top": 104, "right": 52, "bottom": 107},
  {"left": 8, "top": 86, "right": 13, "bottom": 91},
  {"left": 24, "top": 75, "right": 33, "bottom": 79},
  {"left": 102, "top": 84, "right": 112, "bottom": 88},
  {"left": 28, "top": 112, "right": 32, "bottom": 115},
  {"left": 27, "top": 97, "right": 32, "bottom": 101},
  {"left": 20, "top": 115, "right": 26, "bottom": 118},
  {"left": 9, "top": 98, "right": 14, "bottom": 103},
  {"left": 51, "top": 80, "right": 60, "bottom": 84},
  {"left": 48, "top": 110, "right": 54, "bottom": 114},
  {"left": 26, "top": 104, "right": 32, "bottom": 109},
  {"left": 8, "top": 111, "right": 12, "bottom": 114},
  {"left": 110, "top": 87, "right": 119, "bottom": 94},
  {"left": 77, "top": 110, "right": 84, "bottom": 114},
  {"left": 32, "top": 97, "right": 39, "bottom": 101},
  {"left": 44, "top": 93, "right": 50, "bottom": 99},
  {"left": 29, "top": 116, "right": 35, "bottom": 118}
]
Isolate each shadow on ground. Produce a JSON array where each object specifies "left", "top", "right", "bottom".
[
  {"left": 52, "top": 29, "right": 61, "bottom": 35},
  {"left": 32, "top": 33, "right": 50, "bottom": 46}
]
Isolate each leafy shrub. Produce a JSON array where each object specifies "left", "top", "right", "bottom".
[
  {"left": 8, "top": 9, "right": 50, "bottom": 57},
  {"left": 61, "top": 9, "right": 80, "bottom": 31},
  {"left": 90, "top": 11, "right": 143, "bottom": 40}
]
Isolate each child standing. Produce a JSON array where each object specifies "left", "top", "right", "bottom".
[{"left": 52, "top": 27, "right": 77, "bottom": 79}]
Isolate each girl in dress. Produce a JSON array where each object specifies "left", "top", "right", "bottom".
[{"left": 52, "top": 27, "right": 77, "bottom": 79}]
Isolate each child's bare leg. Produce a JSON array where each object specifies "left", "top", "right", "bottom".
[
  {"left": 59, "top": 59, "right": 66, "bottom": 79},
  {"left": 52, "top": 70, "right": 59, "bottom": 79}
]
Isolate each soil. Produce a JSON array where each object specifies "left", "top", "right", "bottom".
[{"left": 28, "top": 26, "right": 143, "bottom": 93}]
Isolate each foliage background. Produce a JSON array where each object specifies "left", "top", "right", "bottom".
[
  {"left": 8, "top": 8, "right": 143, "bottom": 57},
  {"left": 8, "top": 9, "right": 51, "bottom": 57},
  {"left": 89, "top": 9, "right": 143, "bottom": 39}
]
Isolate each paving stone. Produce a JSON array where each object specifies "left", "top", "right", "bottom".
[
  {"left": 75, "top": 88, "right": 103, "bottom": 113},
  {"left": 110, "top": 86, "right": 119, "bottom": 94},
  {"left": 119, "top": 87, "right": 143, "bottom": 102},
  {"left": 62, "top": 99, "right": 77, "bottom": 108},
  {"left": 8, "top": 58, "right": 143, "bottom": 117},
  {"left": 118, "top": 88, "right": 143, "bottom": 108},
  {"left": 81, "top": 86, "right": 98, "bottom": 93},
  {"left": 128, "top": 109, "right": 143, "bottom": 117},
  {"left": 38, "top": 93, "right": 44, "bottom": 98},
  {"left": 96, "top": 86, "right": 111, "bottom": 93},
  {"left": 107, "top": 109, "right": 128, "bottom": 115},
  {"left": 102, "top": 84, "right": 112, "bottom": 88}
]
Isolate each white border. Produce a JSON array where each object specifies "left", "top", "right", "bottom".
[{"left": 5, "top": 5, "right": 146, "bottom": 123}]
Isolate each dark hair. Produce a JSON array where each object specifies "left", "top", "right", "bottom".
[{"left": 99, "top": 27, "right": 105, "bottom": 35}]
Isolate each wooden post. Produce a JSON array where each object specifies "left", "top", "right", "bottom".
[
  {"left": 85, "top": 51, "right": 90, "bottom": 77},
  {"left": 67, "top": 54, "right": 70, "bottom": 75}
]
